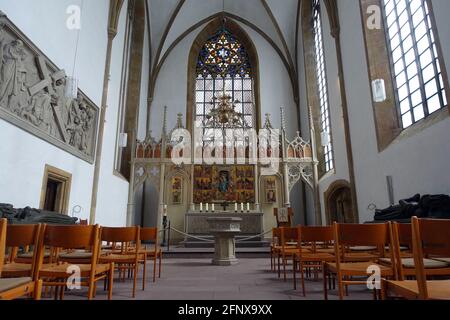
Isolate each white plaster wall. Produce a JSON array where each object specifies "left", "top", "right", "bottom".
[
  {"left": 323, "top": 0, "right": 450, "bottom": 223},
  {"left": 95, "top": 0, "right": 130, "bottom": 227},
  {"left": 0, "top": 0, "right": 130, "bottom": 226}
]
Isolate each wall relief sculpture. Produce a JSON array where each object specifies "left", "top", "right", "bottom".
[{"left": 0, "top": 13, "right": 98, "bottom": 163}]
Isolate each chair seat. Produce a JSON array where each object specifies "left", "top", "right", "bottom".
[
  {"left": 315, "top": 248, "right": 335, "bottom": 254},
  {"left": 39, "top": 263, "right": 110, "bottom": 278},
  {"left": 17, "top": 251, "right": 50, "bottom": 259},
  {"left": 431, "top": 258, "right": 450, "bottom": 264},
  {"left": 0, "top": 277, "right": 32, "bottom": 293},
  {"left": 300, "top": 252, "right": 335, "bottom": 262},
  {"left": 59, "top": 251, "right": 93, "bottom": 260},
  {"left": 139, "top": 248, "right": 162, "bottom": 256},
  {"left": 343, "top": 252, "right": 380, "bottom": 262},
  {"left": 99, "top": 254, "right": 137, "bottom": 263},
  {"left": 379, "top": 257, "right": 449, "bottom": 269},
  {"left": 386, "top": 280, "right": 450, "bottom": 300},
  {"left": 326, "top": 262, "right": 393, "bottom": 276},
  {"left": 402, "top": 258, "right": 449, "bottom": 269},
  {"left": 1, "top": 263, "right": 32, "bottom": 277},
  {"left": 349, "top": 246, "right": 377, "bottom": 252}
]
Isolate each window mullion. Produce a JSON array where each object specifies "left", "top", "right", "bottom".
[
  {"left": 421, "top": 0, "right": 446, "bottom": 111},
  {"left": 406, "top": 0, "right": 429, "bottom": 118}
]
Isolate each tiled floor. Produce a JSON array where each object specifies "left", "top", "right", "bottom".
[{"left": 54, "top": 258, "right": 373, "bottom": 300}]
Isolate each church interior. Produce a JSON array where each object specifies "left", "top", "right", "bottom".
[{"left": 1, "top": 0, "right": 450, "bottom": 302}]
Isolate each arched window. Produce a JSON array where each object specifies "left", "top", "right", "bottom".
[
  {"left": 195, "top": 26, "right": 255, "bottom": 138},
  {"left": 312, "top": 0, "right": 334, "bottom": 172},
  {"left": 383, "top": 0, "right": 448, "bottom": 128}
]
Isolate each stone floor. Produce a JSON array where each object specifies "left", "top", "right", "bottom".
[{"left": 51, "top": 258, "right": 374, "bottom": 300}]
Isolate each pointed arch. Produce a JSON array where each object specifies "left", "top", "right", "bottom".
[{"left": 186, "top": 17, "right": 261, "bottom": 132}]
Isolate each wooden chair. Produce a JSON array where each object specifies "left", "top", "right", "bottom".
[
  {"left": 2, "top": 224, "right": 42, "bottom": 280},
  {"left": 99, "top": 226, "right": 141, "bottom": 298},
  {"left": 139, "top": 227, "right": 162, "bottom": 287},
  {"left": 0, "top": 219, "right": 42, "bottom": 300},
  {"left": 270, "top": 228, "right": 281, "bottom": 272},
  {"left": 323, "top": 222, "right": 395, "bottom": 300},
  {"left": 35, "top": 224, "right": 114, "bottom": 300},
  {"left": 383, "top": 217, "right": 450, "bottom": 300},
  {"left": 293, "top": 226, "right": 335, "bottom": 296},
  {"left": 389, "top": 222, "right": 450, "bottom": 281},
  {"left": 279, "top": 227, "right": 302, "bottom": 282}
]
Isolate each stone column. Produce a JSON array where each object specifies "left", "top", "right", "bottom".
[{"left": 89, "top": 0, "right": 124, "bottom": 224}]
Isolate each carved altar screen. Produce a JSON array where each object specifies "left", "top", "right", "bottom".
[{"left": 193, "top": 165, "right": 255, "bottom": 204}]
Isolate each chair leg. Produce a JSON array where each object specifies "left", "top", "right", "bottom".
[
  {"left": 300, "top": 261, "right": 306, "bottom": 297},
  {"left": 158, "top": 252, "right": 162, "bottom": 278},
  {"left": 132, "top": 264, "right": 138, "bottom": 298},
  {"left": 108, "top": 263, "right": 114, "bottom": 300},
  {"left": 293, "top": 258, "right": 297, "bottom": 290},
  {"left": 338, "top": 276, "right": 345, "bottom": 300},
  {"left": 323, "top": 264, "right": 328, "bottom": 300},
  {"left": 143, "top": 256, "right": 147, "bottom": 290},
  {"left": 153, "top": 254, "right": 157, "bottom": 283},
  {"left": 277, "top": 255, "right": 281, "bottom": 278},
  {"left": 34, "top": 280, "right": 43, "bottom": 300}
]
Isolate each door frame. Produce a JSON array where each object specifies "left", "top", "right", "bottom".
[{"left": 39, "top": 165, "right": 72, "bottom": 215}]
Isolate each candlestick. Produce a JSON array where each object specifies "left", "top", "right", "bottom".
[
  {"left": 212, "top": 204, "right": 215, "bottom": 212},
  {"left": 241, "top": 203, "right": 244, "bottom": 212},
  {"left": 206, "top": 203, "right": 209, "bottom": 212},
  {"left": 200, "top": 203, "right": 203, "bottom": 212},
  {"left": 247, "top": 203, "right": 250, "bottom": 212},
  {"left": 235, "top": 203, "right": 238, "bottom": 212}
]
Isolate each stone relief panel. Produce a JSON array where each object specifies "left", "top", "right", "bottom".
[{"left": 0, "top": 14, "right": 98, "bottom": 163}]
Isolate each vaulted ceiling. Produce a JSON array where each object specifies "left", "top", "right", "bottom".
[{"left": 146, "top": 0, "right": 301, "bottom": 78}]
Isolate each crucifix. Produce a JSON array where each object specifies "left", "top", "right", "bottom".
[{"left": 221, "top": 201, "right": 229, "bottom": 211}]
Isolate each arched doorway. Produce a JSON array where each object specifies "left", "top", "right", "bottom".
[{"left": 324, "top": 180, "right": 356, "bottom": 224}]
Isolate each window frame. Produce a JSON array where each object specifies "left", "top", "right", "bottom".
[
  {"left": 312, "top": 0, "right": 335, "bottom": 173},
  {"left": 382, "top": 0, "right": 448, "bottom": 129}
]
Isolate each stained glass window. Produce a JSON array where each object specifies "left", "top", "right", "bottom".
[
  {"left": 383, "top": 0, "right": 447, "bottom": 129},
  {"left": 196, "top": 28, "right": 252, "bottom": 78},
  {"left": 195, "top": 27, "right": 255, "bottom": 147},
  {"left": 313, "top": 0, "right": 334, "bottom": 173}
]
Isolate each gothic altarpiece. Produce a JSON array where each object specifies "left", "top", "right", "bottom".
[{"left": 128, "top": 108, "right": 319, "bottom": 237}]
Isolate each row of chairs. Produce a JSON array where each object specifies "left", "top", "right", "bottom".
[
  {"left": 0, "top": 219, "right": 163, "bottom": 300},
  {"left": 271, "top": 217, "right": 450, "bottom": 300}
]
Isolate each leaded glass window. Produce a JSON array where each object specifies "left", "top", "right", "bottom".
[
  {"left": 313, "top": 0, "right": 334, "bottom": 173},
  {"left": 195, "top": 28, "right": 255, "bottom": 146},
  {"left": 383, "top": 0, "right": 447, "bottom": 128}
]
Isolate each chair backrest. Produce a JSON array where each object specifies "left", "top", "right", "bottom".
[
  {"left": 334, "top": 222, "right": 391, "bottom": 261},
  {"left": 410, "top": 217, "right": 450, "bottom": 299},
  {"left": 5, "top": 224, "right": 42, "bottom": 278},
  {"left": 396, "top": 223, "right": 412, "bottom": 248},
  {"left": 272, "top": 228, "right": 282, "bottom": 246},
  {"left": 280, "top": 227, "right": 301, "bottom": 250},
  {"left": 101, "top": 226, "right": 140, "bottom": 253},
  {"left": 0, "top": 219, "right": 6, "bottom": 276},
  {"left": 140, "top": 227, "right": 158, "bottom": 246},
  {"left": 335, "top": 223, "right": 390, "bottom": 247},
  {"left": 38, "top": 224, "right": 100, "bottom": 268},
  {"left": 301, "top": 226, "right": 334, "bottom": 243},
  {"left": 416, "top": 218, "right": 450, "bottom": 258}
]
